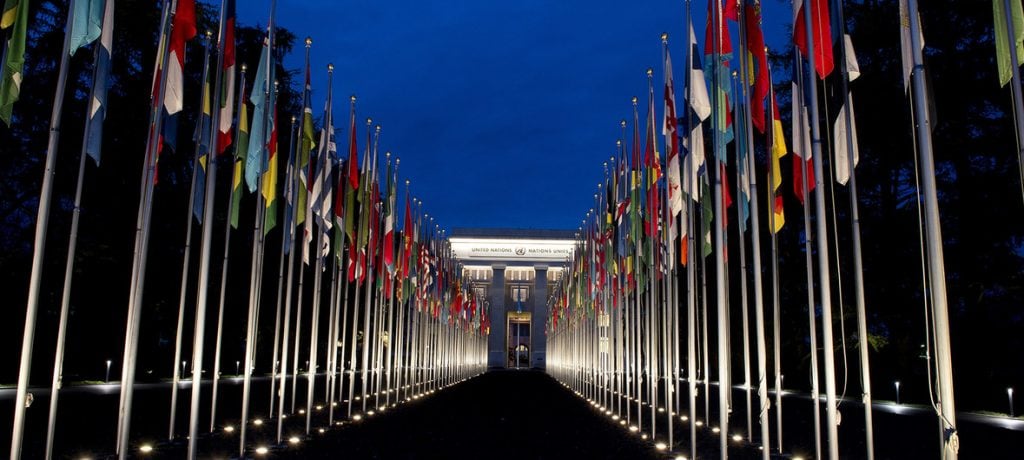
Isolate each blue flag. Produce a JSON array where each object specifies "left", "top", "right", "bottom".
[
  {"left": 69, "top": 0, "right": 104, "bottom": 54},
  {"left": 83, "top": 0, "right": 113, "bottom": 164},
  {"left": 245, "top": 38, "right": 271, "bottom": 192}
]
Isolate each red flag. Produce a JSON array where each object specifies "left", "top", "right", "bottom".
[
  {"left": 793, "top": 154, "right": 816, "bottom": 204},
  {"left": 793, "top": 0, "right": 833, "bottom": 79},
  {"left": 745, "top": 0, "right": 770, "bottom": 132}
]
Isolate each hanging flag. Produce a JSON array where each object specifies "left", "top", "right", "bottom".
[
  {"left": 683, "top": 21, "right": 711, "bottom": 203},
  {"left": 793, "top": 0, "right": 833, "bottom": 79},
  {"left": 193, "top": 67, "right": 212, "bottom": 223},
  {"left": 164, "top": 0, "right": 196, "bottom": 116},
  {"left": 310, "top": 119, "right": 333, "bottom": 229},
  {"left": 297, "top": 53, "right": 316, "bottom": 231},
  {"left": 768, "top": 88, "right": 786, "bottom": 234},
  {"left": 83, "top": 0, "right": 114, "bottom": 165},
  {"left": 994, "top": 0, "right": 1024, "bottom": 86},
  {"left": 69, "top": 0, "right": 104, "bottom": 54},
  {"left": 263, "top": 105, "right": 279, "bottom": 234},
  {"left": 383, "top": 160, "right": 396, "bottom": 274},
  {"left": 663, "top": 36, "right": 683, "bottom": 241},
  {"left": 344, "top": 112, "right": 361, "bottom": 281},
  {"left": 744, "top": 0, "right": 770, "bottom": 132},
  {"left": 314, "top": 124, "right": 335, "bottom": 258},
  {"left": 217, "top": 0, "right": 236, "bottom": 152},
  {"left": 644, "top": 72, "right": 661, "bottom": 239},
  {"left": 245, "top": 37, "right": 272, "bottom": 192},
  {"left": 898, "top": 0, "right": 923, "bottom": 91},
  {"left": 834, "top": 34, "right": 860, "bottom": 186},
  {"left": 0, "top": 0, "right": 30, "bottom": 125},
  {"left": 230, "top": 94, "right": 249, "bottom": 229},
  {"left": 401, "top": 190, "right": 413, "bottom": 281},
  {"left": 700, "top": 175, "right": 713, "bottom": 258},
  {"left": 792, "top": 81, "right": 815, "bottom": 204},
  {"left": 705, "top": 0, "right": 735, "bottom": 148},
  {"left": 733, "top": 81, "right": 750, "bottom": 232}
]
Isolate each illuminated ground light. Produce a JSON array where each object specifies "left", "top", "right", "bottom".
[
  {"left": 288, "top": 436, "right": 301, "bottom": 445},
  {"left": 675, "top": 456, "right": 688, "bottom": 460},
  {"left": 298, "top": 409, "right": 306, "bottom": 414},
  {"left": 732, "top": 434, "right": 743, "bottom": 442},
  {"left": 612, "top": 415, "right": 620, "bottom": 421},
  {"left": 223, "top": 425, "right": 235, "bottom": 433},
  {"left": 680, "top": 415, "right": 689, "bottom": 421},
  {"left": 629, "top": 425, "right": 639, "bottom": 432},
  {"left": 793, "top": 457, "right": 805, "bottom": 460},
  {"left": 695, "top": 420, "right": 704, "bottom": 427},
  {"left": 254, "top": 446, "right": 269, "bottom": 455},
  {"left": 641, "top": 434, "right": 648, "bottom": 440},
  {"left": 655, "top": 442, "right": 667, "bottom": 451},
  {"left": 332, "top": 402, "right": 338, "bottom": 407},
  {"left": 619, "top": 420, "right": 627, "bottom": 425},
  {"left": 315, "top": 405, "right": 323, "bottom": 411},
  {"left": 711, "top": 427, "right": 721, "bottom": 434},
  {"left": 658, "top": 407, "right": 666, "bottom": 413},
  {"left": 355, "top": 396, "right": 362, "bottom": 400},
  {"left": 253, "top": 418, "right": 264, "bottom": 426},
  {"left": 318, "top": 428, "right": 326, "bottom": 434},
  {"left": 138, "top": 444, "right": 153, "bottom": 454},
  {"left": 353, "top": 414, "right": 363, "bottom": 421}
]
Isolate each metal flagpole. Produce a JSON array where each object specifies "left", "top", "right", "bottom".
[
  {"left": 765, "top": 77, "right": 784, "bottom": 456},
  {"left": 800, "top": 2, "right": 841, "bottom": 457},
  {"left": 905, "top": 1, "right": 958, "bottom": 457},
  {"left": 117, "top": 1, "right": 175, "bottom": 456},
  {"left": 734, "top": 5, "right": 771, "bottom": 453},
  {"left": 291, "top": 223, "right": 307, "bottom": 414},
  {"left": 306, "top": 104, "right": 333, "bottom": 435},
  {"left": 277, "top": 94, "right": 306, "bottom": 442},
  {"left": 169, "top": 30, "right": 212, "bottom": 441},
  {"left": 10, "top": 0, "right": 79, "bottom": 457},
  {"left": 240, "top": 3, "right": 276, "bottom": 455},
  {"left": 359, "top": 125, "right": 379, "bottom": 412},
  {"left": 732, "top": 10, "right": 754, "bottom": 444},
  {"left": 269, "top": 116, "right": 297, "bottom": 420},
  {"left": 186, "top": 1, "right": 230, "bottom": 453},
  {"left": 732, "top": 71, "right": 754, "bottom": 445},
  {"left": 831, "top": 1, "right": 874, "bottom": 455},
  {"left": 709, "top": 0, "right": 731, "bottom": 455},
  {"left": 794, "top": 49, "right": 823, "bottom": 459},
  {"left": 45, "top": 1, "right": 113, "bottom": 455},
  {"left": 210, "top": 64, "right": 247, "bottom": 432}
]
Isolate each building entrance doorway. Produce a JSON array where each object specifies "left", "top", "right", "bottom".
[{"left": 507, "top": 312, "right": 531, "bottom": 368}]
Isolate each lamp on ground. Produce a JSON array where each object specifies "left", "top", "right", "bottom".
[
  {"left": 1008, "top": 387, "right": 1014, "bottom": 417},
  {"left": 895, "top": 381, "right": 901, "bottom": 405},
  {"left": 105, "top": 360, "right": 112, "bottom": 383}
]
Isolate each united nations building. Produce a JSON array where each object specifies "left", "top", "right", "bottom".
[{"left": 449, "top": 228, "right": 575, "bottom": 370}]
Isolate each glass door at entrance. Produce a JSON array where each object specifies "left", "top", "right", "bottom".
[{"left": 507, "top": 312, "right": 531, "bottom": 368}]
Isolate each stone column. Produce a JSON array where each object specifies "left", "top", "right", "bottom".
[
  {"left": 531, "top": 265, "right": 548, "bottom": 369},
  {"left": 487, "top": 265, "right": 506, "bottom": 369}
]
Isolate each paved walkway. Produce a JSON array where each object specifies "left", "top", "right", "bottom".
[{"left": 277, "top": 370, "right": 660, "bottom": 459}]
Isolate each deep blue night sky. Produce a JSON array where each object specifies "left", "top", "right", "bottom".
[{"left": 238, "top": 0, "right": 792, "bottom": 231}]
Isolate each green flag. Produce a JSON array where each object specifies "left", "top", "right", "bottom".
[
  {"left": 0, "top": 0, "right": 29, "bottom": 125},
  {"left": 230, "top": 100, "right": 249, "bottom": 229},
  {"left": 995, "top": 0, "right": 1024, "bottom": 86}
]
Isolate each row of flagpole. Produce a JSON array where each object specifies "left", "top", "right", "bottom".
[
  {"left": 546, "top": 0, "right": 959, "bottom": 459},
  {"left": 5, "top": 0, "right": 492, "bottom": 458}
]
